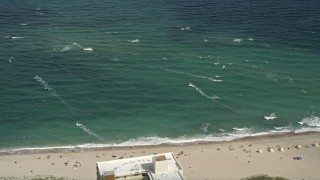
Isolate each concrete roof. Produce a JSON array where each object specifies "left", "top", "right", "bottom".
[{"left": 96, "top": 152, "right": 183, "bottom": 180}]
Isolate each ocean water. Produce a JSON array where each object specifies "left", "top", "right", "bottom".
[{"left": 1, "top": 0, "right": 320, "bottom": 152}]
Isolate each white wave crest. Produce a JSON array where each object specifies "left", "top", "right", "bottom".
[
  {"left": 264, "top": 113, "right": 277, "bottom": 120},
  {"left": 61, "top": 45, "right": 73, "bottom": 52},
  {"left": 8, "top": 57, "right": 14, "bottom": 63},
  {"left": 166, "top": 69, "right": 223, "bottom": 82},
  {"left": 83, "top": 47, "right": 93, "bottom": 51},
  {"left": 189, "top": 83, "right": 219, "bottom": 100},
  {"left": 248, "top": 38, "right": 254, "bottom": 41},
  {"left": 34, "top": 75, "right": 53, "bottom": 91},
  {"left": 128, "top": 39, "right": 140, "bottom": 43},
  {"left": 61, "top": 43, "right": 93, "bottom": 52},
  {"left": 233, "top": 38, "right": 242, "bottom": 42},
  {"left": 76, "top": 122, "right": 103, "bottom": 141},
  {"left": 298, "top": 116, "right": 320, "bottom": 127},
  {"left": 3, "top": 127, "right": 320, "bottom": 154},
  {"left": 73, "top": 42, "right": 93, "bottom": 51},
  {"left": 274, "top": 127, "right": 286, "bottom": 130},
  {"left": 180, "top": 26, "right": 191, "bottom": 31},
  {"left": 11, "top": 36, "right": 24, "bottom": 40}
]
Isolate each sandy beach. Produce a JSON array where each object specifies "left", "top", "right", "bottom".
[{"left": 0, "top": 132, "right": 320, "bottom": 180}]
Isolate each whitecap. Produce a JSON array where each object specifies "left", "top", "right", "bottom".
[
  {"left": 83, "top": 47, "right": 93, "bottom": 51},
  {"left": 11, "top": 36, "right": 24, "bottom": 40},
  {"left": 248, "top": 38, "right": 254, "bottom": 41},
  {"left": 19, "top": 23, "right": 28, "bottom": 26},
  {"left": 61, "top": 42, "right": 93, "bottom": 52},
  {"left": 214, "top": 61, "right": 220, "bottom": 65},
  {"left": 274, "top": 127, "right": 286, "bottom": 130},
  {"left": 9, "top": 57, "right": 14, "bottom": 63},
  {"left": 233, "top": 38, "right": 242, "bottom": 43},
  {"left": 61, "top": 45, "right": 73, "bottom": 52},
  {"left": 298, "top": 116, "right": 320, "bottom": 127},
  {"left": 230, "top": 127, "right": 253, "bottom": 136},
  {"left": 264, "top": 113, "right": 277, "bottom": 120},
  {"left": 128, "top": 39, "right": 140, "bottom": 43},
  {"left": 180, "top": 26, "right": 191, "bottom": 31}
]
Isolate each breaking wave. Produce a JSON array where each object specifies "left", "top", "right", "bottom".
[
  {"left": 61, "top": 42, "right": 93, "bottom": 52},
  {"left": 128, "top": 39, "right": 140, "bottom": 43},
  {"left": 180, "top": 26, "right": 191, "bottom": 31},
  {"left": 233, "top": 38, "right": 242, "bottom": 42},
  {"left": 298, "top": 116, "right": 320, "bottom": 127},
  {"left": 2, "top": 125, "right": 320, "bottom": 154},
  {"left": 61, "top": 45, "right": 73, "bottom": 52}
]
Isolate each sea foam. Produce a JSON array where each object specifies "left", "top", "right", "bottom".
[
  {"left": 189, "top": 83, "right": 219, "bottom": 100},
  {"left": 128, "top": 39, "right": 140, "bottom": 43},
  {"left": 76, "top": 122, "right": 103, "bottom": 141},
  {"left": 233, "top": 38, "right": 242, "bottom": 42},
  {"left": 34, "top": 75, "right": 53, "bottom": 91},
  {"left": 264, "top": 113, "right": 277, "bottom": 120},
  {"left": 61, "top": 43, "right": 93, "bottom": 52},
  {"left": 298, "top": 116, "right": 320, "bottom": 127},
  {"left": 61, "top": 45, "right": 73, "bottom": 52},
  {"left": 180, "top": 26, "right": 191, "bottom": 31},
  {"left": 2, "top": 126, "right": 320, "bottom": 154},
  {"left": 12, "top": 36, "right": 24, "bottom": 40},
  {"left": 33, "top": 75, "right": 67, "bottom": 105}
]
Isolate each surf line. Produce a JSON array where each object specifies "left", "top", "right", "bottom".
[
  {"left": 188, "top": 83, "right": 236, "bottom": 112},
  {"left": 76, "top": 122, "right": 104, "bottom": 141},
  {"left": 165, "top": 69, "right": 222, "bottom": 83}
]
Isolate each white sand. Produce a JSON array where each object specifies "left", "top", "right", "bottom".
[{"left": 0, "top": 132, "right": 320, "bottom": 179}]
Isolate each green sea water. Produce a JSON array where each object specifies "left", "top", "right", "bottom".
[{"left": 0, "top": 0, "right": 320, "bottom": 151}]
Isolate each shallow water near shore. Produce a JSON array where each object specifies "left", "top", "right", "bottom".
[{"left": 1, "top": 0, "right": 320, "bottom": 151}]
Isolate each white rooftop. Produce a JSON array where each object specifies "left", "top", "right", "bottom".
[{"left": 96, "top": 152, "right": 184, "bottom": 180}]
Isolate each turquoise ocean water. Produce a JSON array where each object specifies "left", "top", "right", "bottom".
[{"left": 1, "top": 0, "right": 320, "bottom": 152}]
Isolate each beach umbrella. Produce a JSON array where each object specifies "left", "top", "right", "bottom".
[
  {"left": 279, "top": 147, "right": 285, "bottom": 152},
  {"left": 268, "top": 147, "right": 274, "bottom": 152},
  {"left": 295, "top": 144, "right": 302, "bottom": 149},
  {"left": 258, "top": 149, "right": 263, "bottom": 154}
]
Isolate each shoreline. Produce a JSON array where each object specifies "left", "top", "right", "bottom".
[
  {"left": 1, "top": 132, "right": 320, "bottom": 179},
  {"left": 1, "top": 130, "right": 319, "bottom": 155}
]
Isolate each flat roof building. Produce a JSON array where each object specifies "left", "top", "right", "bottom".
[{"left": 96, "top": 152, "right": 184, "bottom": 180}]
